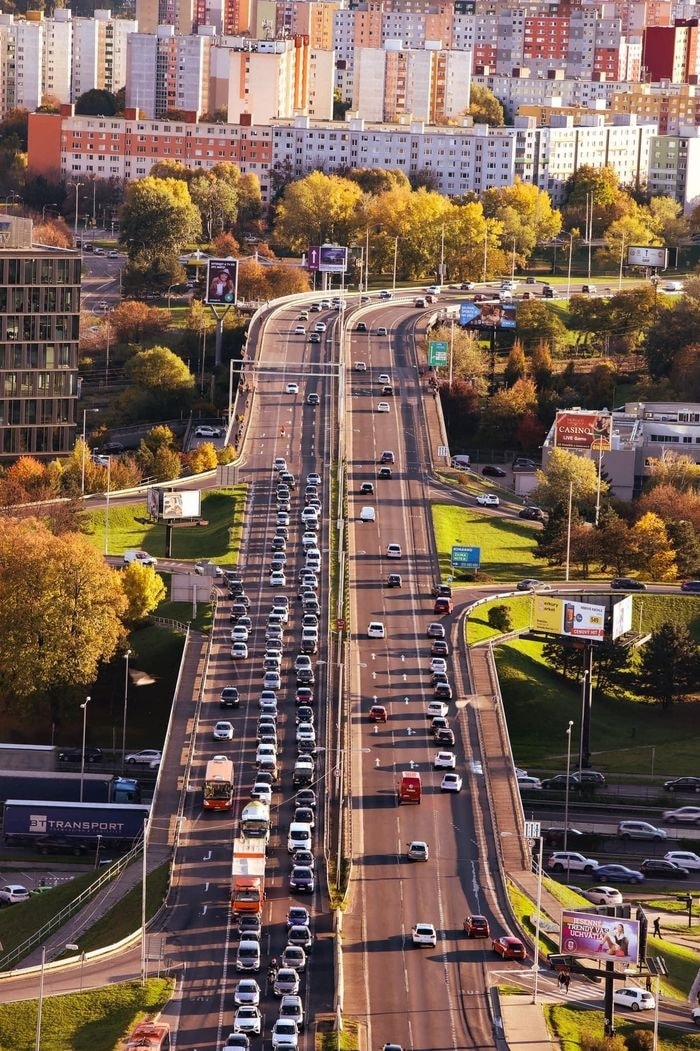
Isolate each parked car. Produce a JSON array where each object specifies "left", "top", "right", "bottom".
[
  {"left": 519, "top": 506, "right": 544, "bottom": 520},
  {"left": 481, "top": 465, "right": 506, "bottom": 477},
  {"left": 582, "top": 886, "right": 623, "bottom": 905},
  {"left": 0, "top": 884, "right": 30, "bottom": 905},
  {"left": 640, "top": 858, "right": 689, "bottom": 879}
]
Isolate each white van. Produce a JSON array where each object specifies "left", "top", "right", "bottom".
[
  {"left": 288, "top": 821, "right": 312, "bottom": 853},
  {"left": 123, "top": 550, "right": 157, "bottom": 567},
  {"left": 360, "top": 506, "right": 376, "bottom": 522}
]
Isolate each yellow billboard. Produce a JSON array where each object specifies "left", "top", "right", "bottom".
[{"left": 533, "top": 597, "right": 606, "bottom": 641}]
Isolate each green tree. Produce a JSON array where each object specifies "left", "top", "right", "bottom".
[
  {"left": 514, "top": 301, "right": 568, "bottom": 355},
  {"left": 638, "top": 622, "right": 699, "bottom": 708},
  {"left": 666, "top": 520, "right": 700, "bottom": 579},
  {"left": 468, "top": 85, "right": 505, "bottom": 126},
  {"left": 530, "top": 447, "right": 605, "bottom": 513},
  {"left": 597, "top": 511, "right": 635, "bottom": 576},
  {"left": 531, "top": 342, "right": 553, "bottom": 389},
  {"left": 189, "top": 172, "right": 238, "bottom": 240},
  {"left": 428, "top": 325, "right": 488, "bottom": 392},
  {"left": 597, "top": 211, "right": 661, "bottom": 270},
  {"left": 439, "top": 379, "right": 481, "bottom": 445},
  {"left": 136, "top": 425, "right": 182, "bottom": 482},
  {"left": 0, "top": 520, "right": 127, "bottom": 722},
  {"left": 646, "top": 196, "right": 689, "bottom": 247},
  {"left": 645, "top": 299, "right": 700, "bottom": 378},
  {"left": 119, "top": 176, "right": 202, "bottom": 263},
  {"left": 75, "top": 88, "right": 119, "bottom": 116},
  {"left": 121, "top": 562, "right": 166, "bottom": 624},
  {"left": 122, "top": 347, "right": 195, "bottom": 421},
  {"left": 273, "top": 172, "right": 363, "bottom": 252},
  {"left": 0, "top": 108, "right": 30, "bottom": 150},
  {"left": 488, "top": 605, "right": 512, "bottom": 632}
]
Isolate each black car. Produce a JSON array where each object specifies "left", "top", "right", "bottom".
[
  {"left": 220, "top": 687, "right": 240, "bottom": 709},
  {"left": 386, "top": 574, "right": 402, "bottom": 588},
  {"left": 640, "top": 858, "right": 689, "bottom": 879},
  {"left": 295, "top": 788, "right": 317, "bottom": 809},
  {"left": 542, "top": 827, "right": 583, "bottom": 847},
  {"left": 226, "top": 576, "right": 245, "bottom": 595},
  {"left": 434, "top": 682, "right": 453, "bottom": 700},
  {"left": 431, "top": 639, "right": 449, "bottom": 657},
  {"left": 360, "top": 482, "right": 374, "bottom": 494},
  {"left": 664, "top": 776, "right": 700, "bottom": 792},
  {"left": 680, "top": 580, "right": 700, "bottom": 593},
  {"left": 102, "top": 441, "right": 125, "bottom": 455},
  {"left": 433, "top": 583, "right": 452, "bottom": 598},
  {"left": 610, "top": 577, "right": 647, "bottom": 591},
  {"left": 378, "top": 467, "right": 392, "bottom": 479},
  {"left": 540, "top": 773, "right": 579, "bottom": 790},
  {"left": 519, "top": 506, "right": 544, "bottom": 521},
  {"left": 435, "top": 727, "right": 455, "bottom": 746},
  {"left": 356, "top": 322, "right": 367, "bottom": 333},
  {"left": 238, "top": 914, "right": 262, "bottom": 937},
  {"left": 58, "top": 747, "right": 103, "bottom": 763},
  {"left": 482, "top": 465, "right": 506, "bottom": 477}
]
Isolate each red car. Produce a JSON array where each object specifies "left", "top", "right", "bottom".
[
  {"left": 295, "top": 686, "right": 314, "bottom": 705},
  {"left": 464, "top": 915, "right": 490, "bottom": 938},
  {"left": 369, "top": 705, "right": 388, "bottom": 723},
  {"left": 492, "top": 936, "right": 526, "bottom": 960}
]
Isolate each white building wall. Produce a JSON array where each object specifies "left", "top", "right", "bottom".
[
  {"left": 109, "top": 16, "right": 138, "bottom": 93},
  {"left": 71, "top": 17, "right": 99, "bottom": 101},
  {"left": 43, "top": 11, "right": 72, "bottom": 104},
  {"left": 443, "top": 48, "right": 472, "bottom": 118},
  {"left": 308, "top": 47, "right": 334, "bottom": 120},
  {"left": 352, "top": 48, "right": 386, "bottom": 122},
  {"left": 125, "top": 32, "right": 158, "bottom": 116},
  {"left": 0, "top": 17, "right": 43, "bottom": 114}
]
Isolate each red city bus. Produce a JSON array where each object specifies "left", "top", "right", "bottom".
[
  {"left": 125, "top": 1021, "right": 171, "bottom": 1049},
  {"left": 203, "top": 755, "right": 235, "bottom": 810}
]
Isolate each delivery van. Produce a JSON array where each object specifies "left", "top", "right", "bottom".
[{"left": 397, "top": 771, "right": 421, "bottom": 804}]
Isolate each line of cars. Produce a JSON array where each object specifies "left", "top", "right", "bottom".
[{"left": 222, "top": 451, "right": 328, "bottom": 1051}]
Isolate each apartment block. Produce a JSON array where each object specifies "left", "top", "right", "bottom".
[
  {"left": 0, "top": 14, "right": 43, "bottom": 115},
  {"left": 125, "top": 25, "right": 212, "bottom": 120},
  {"left": 0, "top": 216, "right": 80, "bottom": 462},
  {"left": 647, "top": 127, "right": 700, "bottom": 209},
  {"left": 71, "top": 10, "right": 138, "bottom": 101},
  {"left": 42, "top": 10, "right": 72, "bottom": 105},
  {"left": 643, "top": 19, "right": 700, "bottom": 81},
  {"left": 352, "top": 42, "right": 471, "bottom": 123}
]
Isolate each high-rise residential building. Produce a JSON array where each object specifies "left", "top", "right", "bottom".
[
  {"left": 647, "top": 126, "right": 700, "bottom": 207},
  {"left": 135, "top": 0, "right": 197, "bottom": 35},
  {"left": 43, "top": 10, "right": 73, "bottom": 105},
  {"left": 352, "top": 42, "right": 471, "bottom": 123},
  {"left": 0, "top": 13, "right": 43, "bottom": 115},
  {"left": 0, "top": 216, "right": 80, "bottom": 461},
  {"left": 125, "top": 25, "right": 212, "bottom": 119},
  {"left": 643, "top": 19, "right": 700, "bottom": 81},
  {"left": 71, "top": 10, "right": 138, "bottom": 102}
]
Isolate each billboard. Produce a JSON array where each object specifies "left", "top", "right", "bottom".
[
  {"left": 560, "top": 910, "right": 640, "bottom": 966},
  {"left": 611, "top": 595, "right": 633, "bottom": 640},
  {"left": 451, "top": 545, "right": 481, "bottom": 569},
  {"left": 459, "top": 299, "right": 516, "bottom": 330},
  {"left": 533, "top": 597, "right": 606, "bottom": 641},
  {"left": 554, "top": 411, "right": 612, "bottom": 451},
  {"left": 206, "top": 259, "right": 238, "bottom": 304},
  {"left": 148, "top": 488, "right": 202, "bottom": 520},
  {"left": 627, "top": 245, "right": 667, "bottom": 269},
  {"left": 312, "top": 244, "right": 348, "bottom": 273}
]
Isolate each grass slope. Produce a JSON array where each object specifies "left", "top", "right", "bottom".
[{"left": 432, "top": 504, "right": 548, "bottom": 582}]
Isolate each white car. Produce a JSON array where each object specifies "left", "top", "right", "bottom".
[
  {"left": 368, "top": 622, "right": 385, "bottom": 638},
  {"left": 664, "top": 850, "right": 700, "bottom": 871},
  {"left": 377, "top": 401, "right": 391, "bottom": 413},
  {"left": 360, "top": 506, "right": 376, "bottom": 522},
  {"left": 125, "top": 748, "right": 162, "bottom": 765},
  {"left": 426, "top": 700, "right": 448, "bottom": 719},
  {"left": 270, "top": 570, "right": 286, "bottom": 587},
  {"left": 286, "top": 382, "right": 299, "bottom": 394},
  {"left": 662, "top": 806, "right": 700, "bottom": 825},
  {"left": 302, "top": 532, "right": 318, "bottom": 549},
  {"left": 231, "top": 642, "right": 248, "bottom": 659},
  {"left": 386, "top": 543, "right": 401, "bottom": 558},
  {"left": 433, "top": 751, "right": 456, "bottom": 769},
  {"left": 354, "top": 361, "right": 367, "bottom": 371},
  {"left": 274, "top": 457, "right": 287, "bottom": 472},
  {"left": 294, "top": 326, "right": 306, "bottom": 335},
  {"left": 315, "top": 321, "right": 327, "bottom": 333},
  {"left": 234, "top": 1006, "right": 262, "bottom": 1035},
  {"left": 307, "top": 473, "right": 321, "bottom": 487},
  {"left": 213, "top": 721, "right": 234, "bottom": 741},
  {"left": 251, "top": 782, "right": 272, "bottom": 804},
  {"left": 613, "top": 988, "right": 655, "bottom": 1012},
  {"left": 477, "top": 493, "right": 500, "bottom": 506},
  {"left": 411, "top": 923, "right": 437, "bottom": 946},
  {"left": 271, "top": 1019, "right": 299, "bottom": 1050},
  {"left": 440, "top": 772, "right": 463, "bottom": 792},
  {"left": 430, "top": 658, "right": 448, "bottom": 674},
  {"left": 583, "top": 886, "right": 623, "bottom": 906},
  {"left": 234, "top": 979, "right": 261, "bottom": 1006},
  {"left": 0, "top": 884, "right": 30, "bottom": 905},
  {"left": 195, "top": 425, "right": 221, "bottom": 438},
  {"left": 230, "top": 625, "right": 249, "bottom": 642},
  {"left": 263, "top": 670, "right": 281, "bottom": 690},
  {"left": 378, "top": 373, "right": 390, "bottom": 384}
]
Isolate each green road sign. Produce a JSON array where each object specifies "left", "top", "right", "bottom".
[{"left": 428, "top": 340, "right": 449, "bottom": 367}]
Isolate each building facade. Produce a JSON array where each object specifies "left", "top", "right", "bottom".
[{"left": 0, "top": 217, "right": 80, "bottom": 462}]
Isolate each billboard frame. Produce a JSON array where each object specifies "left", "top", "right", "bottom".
[
  {"left": 459, "top": 299, "right": 516, "bottom": 330},
  {"left": 205, "top": 258, "right": 238, "bottom": 305},
  {"left": 532, "top": 596, "right": 606, "bottom": 641},
  {"left": 554, "top": 411, "right": 612, "bottom": 451},
  {"left": 560, "top": 910, "right": 640, "bottom": 966},
  {"left": 627, "top": 245, "right": 668, "bottom": 269}
]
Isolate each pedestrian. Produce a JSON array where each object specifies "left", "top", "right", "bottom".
[
  {"left": 653, "top": 916, "right": 661, "bottom": 938},
  {"left": 558, "top": 971, "right": 566, "bottom": 990},
  {"left": 645, "top": 976, "right": 652, "bottom": 993},
  {"left": 563, "top": 972, "right": 570, "bottom": 994}
]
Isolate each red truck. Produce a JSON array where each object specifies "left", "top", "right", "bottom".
[{"left": 397, "top": 771, "right": 421, "bottom": 804}]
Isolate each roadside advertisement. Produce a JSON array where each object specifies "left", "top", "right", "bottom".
[
  {"left": 627, "top": 245, "right": 667, "bottom": 269},
  {"left": 554, "top": 411, "right": 611, "bottom": 451},
  {"left": 561, "top": 910, "right": 640, "bottom": 966},
  {"left": 319, "top": 244, "right": 348, "bottom": 273},
  {"left": 533, "top": 597, "right": 606, "bottom": 641},
  {"left": 459, "top": 300, "right": 516, "bottom": 330},
  {"left": 611, "top": 595, "right": 633, "bottom": 640},
  {"left": 149, "top": 489, "right": 202, "bottom": 520},
  {"left": 206, "top": 259, "right": 238, "bottom": 304}
]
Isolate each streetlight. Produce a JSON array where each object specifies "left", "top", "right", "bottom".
[
  {"left": 617, "top": 233, "right": 626, "bottom": 291},
  {"left": 41, "top": 203, "right": 58, "bottom": 222},
  {"left": 391, "top": 237, "right": 399, "bottom": 292},
  {"left": 439, "top": 223, "right": 446, "bottom": 284},
  {"left": 121, "top": 649, "right": 131, "bottom": 773},
  {"left": 80, "top": 407, "right": 99, "bottom": 495},
  {"left": 65, "top": 943, "right": 86, "bottom": 992},
  {"left": 35, "top": 945, "right": 46, "bottom": 1050},
  {"left": 4, "top": 192, "right": 20, "bottom": 209},
  {"left": 73, "top": 182, "right": 83, "bottom": 243},
  {"left": 563, "top": 720, "right": 574, "bottom": 880},
  {"left": 104, "top": 309, "right": 111, "bottom": 385},
  {"left": 79, "top": 696, "right": 91, "bottom": 803},
  {"left": 566, "top": 232, "right": 574, "bottom": 299},
  {"left": 511, "top": 237, "right": 517, "bottom": 280},
  {"left": 482, "top": 227, "right": 488, "bottom": 283}
]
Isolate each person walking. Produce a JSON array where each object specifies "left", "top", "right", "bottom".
[
  {"left": 653, "top": 916, "right": 661, "bottom": 938},
  {"left": 563, "top": 972, "right": 571, "bottom": 994}
]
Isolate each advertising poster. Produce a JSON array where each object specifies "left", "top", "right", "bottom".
[
  {"left": 319, "top": 245, "right": 348, "bottom": 273},
  {"left": 627, "top": 246, "right": 667, "bottom": 268},
  {"left": 459, "top": 299, "right": 516, "bottom": 330},
  {"left": 161, "top": 490, "right": 202, "bottom": 520},
  {"left": 611, "top": 595, "right": 633, "bottom": 640},
  {"left": 561, "top": 910, "right": 640, "bottom": 966},
  {"left": 533, "top": 597, "right": 606, "bottom": 641},
  {"left": 206, "top": 259, "right": 238, "bottom": 304},
  {"left": 554, "top": 411, "right": 612, "bottom": 451}
]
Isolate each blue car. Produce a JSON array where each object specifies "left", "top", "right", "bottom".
[{"left": 593, "top": 864, "right": 644, "bottom": 885}]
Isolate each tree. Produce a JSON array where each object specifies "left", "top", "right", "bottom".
[
  {"left": 189, "top": 171, "right": 239, "bottom": 240},
  {"left": 514, "top": 302, "right": 568, "bottom": 355},
  {"left": 646, "top": 196, "right": 689, "bottom": 248},
  {"left": 530, "top": 447, "right": 606, "bottom": 514},
  {"left": 597, "top": 513, "right": 635, "bottom": 576},
  {"left": 109, "top": 300, "right": 167, "bottom": 344},
  {"left": 0, "top": 519, "right": 127, "bottom": 721},
  {"left": 531, "top": 342, "right": 553, "bottom": 389},
  {"left": 428, "top": 325, "right": 488, "bottom": 391},
  {"left": 666, "top": 520, "right": 700, "bottom": 579},
  {"left": 213, "top": 232, "right": 240, "bottom": 257},
  {"left": 629, "top": 512, "right": 677, "bottom": 581},
  {"left": 596, "top": 211, "right": 661, "bottom": 270},
  {"left": 504, "top": 341, "right": 526, "bottom": 386},
  {"left": 119, "top": 177, "right": 202, "bottom": 263},
  {"left": 468, "top": 85, "right": 504, "bottom": 126},
  {"left": 669, "top": 344, "right": 700, "bottom": 400},
  {"left": 645, "top": 299, "right": 700, "bottom": 378},
  {"left": 75, "top": 89, "right": 119, "bottom": 116},
  {"left": 438, "top": 379, "right": 481, "bottom": 444},
  {"left": 273, "top": 172, "right": 363, "bottom": 252},
  {"left": 121, "top": 347, "right": 195, "bottom": 421},
  {"left": 637, "top": 483, "right": 700, "bottom": 534},
  {"left": 121, "top": 561, "right": 166, "bottom": 624},
  {"left": 0, "top": 108, "right": 29, "bottom": 151},
  {"left": 482, "top": 180, "right": 562, "bottom": 264},
  {"left": 644, "top": 450, "right": 700, "bottom": 492},
  {"left": 136, "top": 426, "right": 181, "bottom": 482},
  {"left": 479, "top": 378, "right": 538, "bottom": 446},
  {"left": 638, "top": 622, "right": 699, "bottom": 708},
  {"left": 488, "top": 605, "right": 512, "bottom": 632}
]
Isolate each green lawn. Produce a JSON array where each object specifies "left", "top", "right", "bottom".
[
  {"left": 546, "top": 1002, "right": 698, "bottom": 1051},
  {"left": 0, "top": 977, "right": 172, "bottom": 1051},
  {"left": 432, "top": 504, "right": 549, "bottom": 583},
  {"left": 85, "top": 486, "right": 247, "bottom": 565},
  {"left": 0, "top": 872, "right": 100, "bottom": 959}
]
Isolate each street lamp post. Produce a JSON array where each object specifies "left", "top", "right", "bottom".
[
  {"left": 79, "top": 696, "right": 91, "bottom": 803},
  {"left": 563, "top": 720, "right": 574, "bottom": 880},
  {"left": 73, "top": 182, "right": 83, "bottom": 243},
  {"left": 80, "top": 407, "right": 98, "bottom": 496},
  {"left": 391, "top": 237, "right": 399, "bottom": 292},
  {"left": 41, "top": 203, "right": 58, "bottom": 222},
  {"left": 104, "top": 310, "right": 111, "bottom": 385},
  {"left": 121, "top": 649, "right": 131, "bottom": 773},
  {"left": 35, "top": 945, "right": 46, "bottom": 1050},
  {"left": 566, "top": 232, "right": 574, "bottom": 299},
  {"left": 511, "top": 237, "right": 517, "bottom": 280},
  {"left": 617, "top": 233, "right": 626, "bottom": 291}
]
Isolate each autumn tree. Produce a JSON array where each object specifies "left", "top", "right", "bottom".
[
  {"left": 531, "top": 342, "right": 553, "bottom": 389},
  {"left": 637, "top": 484, "right": 700, "bottom": 534},
  {"left": 428, "top": 324, "right": 488, "bottom": 392},
  {"left": 482, "top": 180, "right": 562, "bottom": 265},
  {"left": 530, "top": 447, "right": 606, "bottom": 514},
  {"left": 644, "top": 451, "right": 700, "bottom": 492},
  {"left": 189, "top": 170, "right": 239, "bottom": 240},
  {"left": 109, "top": 300, "right": 167, "bottom": 344},
  {"left": 629, "top": 512, "right": 677, "bottom": 581},
  {"left": 438, "top": 379, "right": 481, "bottom": 444},
  {"left": 666, "top": 520, "right": 700, "bottom": 579},
  {"left": 121, "top": 562, "right": 166, "bottom": 624},
  {"left": 504, "top": 341, "right": 526, "bottom": 386},
  {"left": 597, "top": 512, "right": 635, "bottom": 576},
  {"left": 274, "top": 171, "right": 363, "bottom": 252},
  {"left": 645, "top": 299, "right": 700, "bottom": 378},
  {"left": 118, "top": 347, "right": 195, "bottom": 422},
  {"left": 120, "top": 176, "right": 202, "bottom": 263},
  {"left": 0, "top": 519, "right": 127, "bottom": 722},
  {"left": 264, "top": 263, "right": 311, "bottom": 297},
  {"left": 136, "top": 425, "right": 182, "bottom": 482},
  {"left": 638, "top": 622, "right": 699, "bottom": 708},
  {"left": 468, "top": 85, "right": 505, "bottom": 126},
  {"left": 514, "top": 302, "right": 568, "bottom": 355},
  {"left": 479, "top": 378, "right": 538, "bottom": 446}
]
